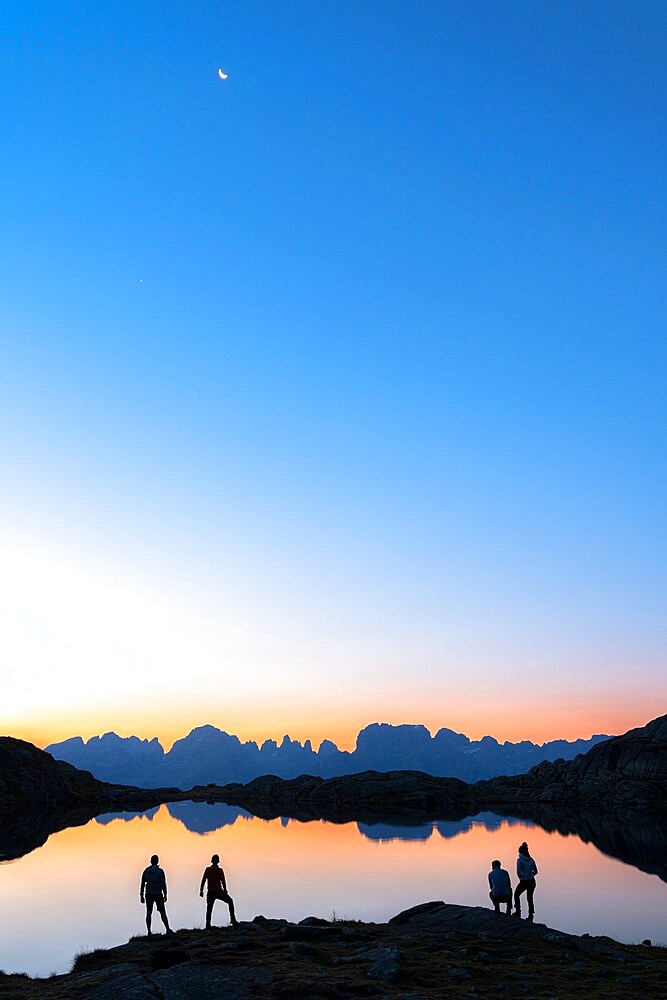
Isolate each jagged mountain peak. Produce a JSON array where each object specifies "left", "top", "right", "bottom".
[{"left": 47, "top": 719, "right": 613, "bottom": 791}]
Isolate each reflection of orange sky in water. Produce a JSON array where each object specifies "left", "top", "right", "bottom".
[
  {"left": 1, "top": 806, "right": 666, "bottom": 977},
  {"left": 5, "top": 807, "right": 666, "bottom": 931},
  {"left": 16, "top": 698, "right": 656, "bottom": 752},
  {"left": 65, "top": 806, "right": 664, "bottom": 932}
]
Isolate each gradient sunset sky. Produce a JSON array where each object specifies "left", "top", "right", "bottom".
[{"left": 1, "top": 2, "right": 665, "bottom": 751}]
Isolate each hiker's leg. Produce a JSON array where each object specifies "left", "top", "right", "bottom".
[
  {"left": 157, "top": 898, "right": 170, "bottom": 932},
  {"left": 222, "top": 890, "right": 238, "bottom": 925},
  {"left": 514, "top": 882, "right": 525, "bottom": 916}
]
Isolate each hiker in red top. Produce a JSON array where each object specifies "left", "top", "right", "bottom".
[{"left": 199, "top": 853, "right": 239, "bottom": 929}]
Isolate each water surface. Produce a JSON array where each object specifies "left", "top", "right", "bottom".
[{"left": 1, "top": 805, "right": 664, "bottom": 977}]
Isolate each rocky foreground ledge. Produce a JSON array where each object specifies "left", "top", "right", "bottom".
[{"left": 2, "top": 903, "right": 665, "bottom": 1000}]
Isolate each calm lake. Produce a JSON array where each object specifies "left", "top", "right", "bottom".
[{"left": 1, "top": 804, "right": 665, "bottom": 977}]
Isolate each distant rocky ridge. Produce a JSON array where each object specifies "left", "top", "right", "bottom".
[
  {"left": 218, "top": 770, "right": 475, "bottom": 826},
  {"left": 46, "top": 721, "right": 609, "bottom": 788}
]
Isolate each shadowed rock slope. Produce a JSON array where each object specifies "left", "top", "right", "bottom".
[
  {"left": 0, "top": 737, "right": 183, "bottom": 860},
  {"left": 476, "top": 713, "right": 667, "bottom": 808},
  {"left": 1, "top": 904, "right": 665, "bottom": 1000}
]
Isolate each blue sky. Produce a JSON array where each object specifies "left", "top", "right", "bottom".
[{"left": 1, "top": 1, "right": 665, "bottom": 747}]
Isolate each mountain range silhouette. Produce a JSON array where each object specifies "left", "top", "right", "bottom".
[{"left": 47, "top": 721, "right": 609, "bottom": 789}]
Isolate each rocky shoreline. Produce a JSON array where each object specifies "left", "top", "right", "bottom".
[{"left": 1, "top": 902, "right": 664, "bottom": 999}]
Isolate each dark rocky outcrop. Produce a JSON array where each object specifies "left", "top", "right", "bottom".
[
  {"left": 477, "top": 713, "right": 667, "bottom": 809},
  {"left": 1, "top": 905, "right": 666, "bottom": 999},
  {"left": 0, "top": 738, "right": 182, "bottom": 861},
  {"left": 217, "top": 769, "right": 475, "bottom": 824}
]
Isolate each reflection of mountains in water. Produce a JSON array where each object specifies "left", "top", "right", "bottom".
[
  {"left": 96, "top": 807, "right": 160, "bottom": 825},
  {"left": 490, "top": 803, "right": 667, "bottom": 884},
  {"left": 94, "top": 803, "right": 252, "bottom": 834},
  {"left": 95, "top": 804, "right": 528, "bottom": 843},
  {"left": 165, "top": 802, "right": 252, "bottom": 834},
  {"left": 90, "top": 803, "right": 667, "bottom": 884},
  {"left": 358, "top": 811, "right": 532, "bottom": 843}
]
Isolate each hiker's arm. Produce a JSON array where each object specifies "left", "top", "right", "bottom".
[{"left": 200, "top": 871, "right": 207, "bottom": 896}]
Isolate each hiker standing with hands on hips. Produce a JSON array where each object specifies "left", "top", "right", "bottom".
[
  {"left": 200, "top": 853, "right": 239, "bottom": 929},
  {"left": 513, "top": 841, "right": 538, "bottom": 921}
]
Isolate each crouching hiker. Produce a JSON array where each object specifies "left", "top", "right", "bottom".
[{"left": 488, "top": 859, "right": 512, "bottom": 914}]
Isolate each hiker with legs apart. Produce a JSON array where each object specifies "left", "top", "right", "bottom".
[
  {"left": 488, "top": 859, "right": 512, "bottom": 914},
  {"left": 200, "top": 853, "right": 239, "bottom": 929},
  {"left": 140, "top": 854, "right": 173, "bottom": 936},
  {"left": 513, "top": 841, "right": 538, "bottom": 921}
]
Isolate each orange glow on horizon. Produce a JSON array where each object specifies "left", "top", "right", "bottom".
[{"left": 7, "top": 701, "right": 657, "bottom": 755}]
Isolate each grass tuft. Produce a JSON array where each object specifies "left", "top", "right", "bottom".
[{"left": 70, "top": 947, "right": 109, "bottom": 973}]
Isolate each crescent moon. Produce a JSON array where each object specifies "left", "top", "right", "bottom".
[{"left": 218, "top": 69, "right": 228, "bottom": 80}]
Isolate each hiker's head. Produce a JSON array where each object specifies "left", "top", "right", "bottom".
[
  {"left": 518, "top": 842, "right": 529, "bottom": 856},
  {"left": 491, "top": 860, "right": 501, "bottom": 869},
  {"left": 151, "top": 854, "right": 159, "bottom": 865},
  {"left": 211, "top": 854, "right": 220, "bottom": 864}
]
